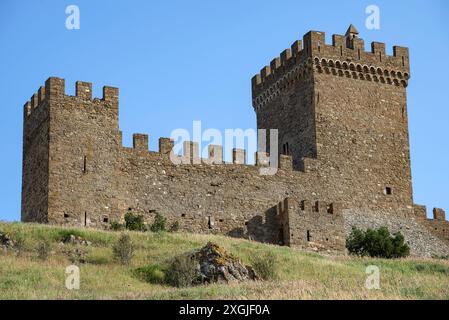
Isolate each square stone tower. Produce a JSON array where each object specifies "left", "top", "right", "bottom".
[
  {"left": 21, "top": 78, "right": 121, "bottom": 225},
  {"left": 251, "top": 25, "right": 413, "bottom": 214}
]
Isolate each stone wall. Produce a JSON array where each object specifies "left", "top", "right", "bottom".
[
  {"left": 413, "top": 205, "right": 449, "bottom": 244},
  {"left": 22, "top": 87, "right": 50, "bottom": 223},
  {"left": 279, "top": 198, "right": 346, "bottom": 252}
]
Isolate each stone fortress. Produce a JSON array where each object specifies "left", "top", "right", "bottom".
[{"left": 21, "top": 25, "right": 449, "bottom": 256}]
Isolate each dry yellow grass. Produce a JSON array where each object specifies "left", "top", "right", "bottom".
[{"left": 0, "top": 222, "right": 448, "bottom": 300}]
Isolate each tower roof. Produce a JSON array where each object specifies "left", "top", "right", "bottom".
[{"left": 345, "top": 24, "right": 359, "bottom": 36}]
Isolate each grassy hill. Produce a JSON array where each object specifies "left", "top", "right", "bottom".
[{"left": 0, "top": 221, "right": 448, "bottom": 300}]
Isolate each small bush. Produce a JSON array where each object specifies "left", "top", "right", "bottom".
[
  {"left": 124, "top": 211, "right": 146, "bottom": 232},
  {"left": 37, "top": 239, "right": 51, "bottom": 261},
  {"left": 110, "top": 221, "right": 125, "bottom": 231},
  {"left": 250, "top": 251, "right": 278, "bottom": 280},
  {"left": 112, "top": 234, "right": 134, "bottom": 265},
  {"left": 134, "top": 264, "right": 166, "bottom": 284},
  {"left": 346, "top": 226, "right": 410, "bottom": 258},
  {"left": 168, "top": 221, "right": 180, "bottom": 233},
  {"left": 165, "top": 255, "right": 197, "bottom": 287},
  {"left": 150, "top": 213, "right": 166, "bottom": 232}
]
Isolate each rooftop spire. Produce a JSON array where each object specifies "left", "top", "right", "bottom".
[{"left": 345, "top": 24, "right": 359, "bottom": 37}]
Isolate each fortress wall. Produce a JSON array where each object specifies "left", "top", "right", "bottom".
[
  {"left": 21, "top": 26, "right": 448, "bottom": 254},
  {"left": 279, "top": 198, "right": 346, "bottom": 252},
  {"left": 115, "top": 147, "right": 312, "bottom": 244},
  {"left": 413, "top": 205, "right": 449, "bottom": 244}
]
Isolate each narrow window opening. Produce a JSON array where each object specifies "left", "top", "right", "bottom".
[
  {"left": 314, "top": 201, "right": 319, "bottom": 212},
  {"left": 83, "top": 156, "right": 87, "bottom": 174},
  {"left": 379, "top": 52, "right": 382, "bottom": 62},
  {"left": 300, "top": 200, "right": 305, "bottom": 211},
  {"left": 340, "top": 46, "right": 343, "bottom": 56},
  {"left": 317, "top": 92, "right": 320, "bottom": 104},
  {"left": 317, "top": 41, "right": 321, "bottom": 52},
  {"left": 307, "top": 230, "right": 311, "bottom": 242},
  {"left": 386, "top": 187, "right": 392, "bottom": 195},
  {"left": 84, "top": 212, "right": 87, "bottom": 227},
  {"left": 327, "top": 205, "right": 333, "bottom": 214},
  {"left": 208, "top": 216, "right": 212, "bottom": 229},
  {"left": 402, "top": 56, "right": 405, "bottom": 66},
  {"left": 103, "top": 217, "right": 109, "bottom": 223},
  {"left": 357, "top": 49, "right": 361, "bottom": 60}
]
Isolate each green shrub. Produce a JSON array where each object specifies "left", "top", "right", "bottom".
[
  {"left": 168, "top": 221, "right": 180, "bottom": 233},
  {"left": 110, "top": 221, "right": 125, "bottom": 231},
  {"left": 134, "top": 264, "right": 166, "bottom": 284},
  {"left": 112, "top": 234, "right": 134, "bottom": 265},
  {"left": 124, "top": 211, "right": 146, "bottom": 232},
  {"left": 165, "top": 255, "right": 197, "bottom": 287},
  {"left": 37, "top": 239, "right": 51, "bottom": 261},
  {"left": 250, "top": 251, "right": 278, "bottom": 280},
  {"left": 150, "top": 213, "right": 166, "bottom": 232},
  {"left": 346, "top": 226, "right": 410, "bottom": 258}
]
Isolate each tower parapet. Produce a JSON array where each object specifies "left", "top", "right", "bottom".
[{"left": 252, "top": 25, "right": 410, "bottom": 111}]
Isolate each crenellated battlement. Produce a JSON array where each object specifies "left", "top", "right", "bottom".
[
  {"left": 120, "top": 134, "right": 294, "bottom": 171},
  {"left": 251, "top": 25, "right": 410, "bottom": 110},
  {"left": 413, "top": 204, "right": 449, "bottom": 242},
  {"left": 278, "top": 197, "right": 345, "bottom": 251},
  {"left": 23, "top": 77, "right": 119, "bottom": 120}
]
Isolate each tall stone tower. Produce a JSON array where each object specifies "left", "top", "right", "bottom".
[
  {"left": 21, "top": 78, "right": 121, "bottom": 225},
  {"left": 251, "top": 25, "right": 413, "bottom": 214}
]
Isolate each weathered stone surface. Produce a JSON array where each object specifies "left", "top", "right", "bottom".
[{"left": 189, "top": 242, "right": 258, "bottom": 284}]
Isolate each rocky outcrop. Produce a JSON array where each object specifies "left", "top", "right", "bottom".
[{"left": 189, "top": 242, "right": 259, "bottom": 284}]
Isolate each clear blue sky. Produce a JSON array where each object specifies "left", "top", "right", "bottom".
[{"left": 0, "top": 0, "right": 448, "bottom": 221}]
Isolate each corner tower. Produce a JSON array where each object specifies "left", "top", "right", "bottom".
[
  {"left": 251, "top": 26, "right": 413, "bottom": 214},
  {"left": 22, "top": 77, "right": 121, "bottom": 226}
]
